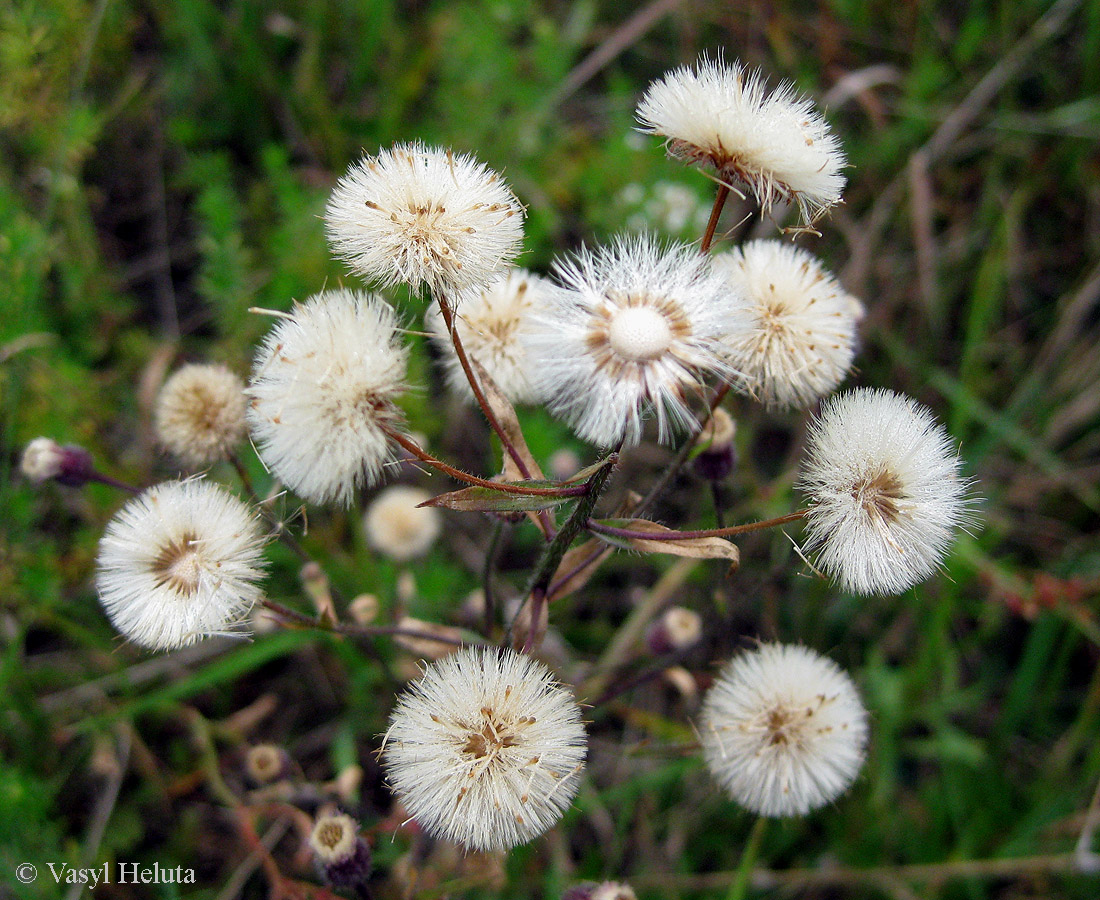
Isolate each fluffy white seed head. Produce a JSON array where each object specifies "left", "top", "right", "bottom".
[
  {"left": 382, "top": 646, "right": 587, "bottom": 852},
  {"left": 325, "top": 142, "right": 525, "bottom": 293},
  {"left": 363, "top": 485, "right": 441, "bottom": 561},
  {"left": 700, "top": 643, "right": 868, "bottom": 817},
  {"left": 95, "top": 479, "right": 268, "bottom": 651},
  {"left": 526, "top": 235, "right": 748, "bottom": 447},
  {"left": 798, "top": 388, "right": 973, "bottom": 595},
  {"left": 427, "top": 269, "right": 551, "bottom": 405},
  {"left": 636, "top": 55, "right": 846, "bottom": 226},
  {"left": 155, "top": 363, "right": 248, "bottom": 467},
  {"left": 712, "top": 240, "right": 862, "bottom": 409},
  {"left": 247, "top": 290, "right": 407, "bottom": 507}
]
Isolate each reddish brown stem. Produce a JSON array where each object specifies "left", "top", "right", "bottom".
[
  {"left": 384, "top": 426, "right": 585, "bottom": 498},
  {"left": 700, "top": 182, "right": 731, "bottom": 253},
  {"left": 435, "top": 291, "right": 533, "bottom": 480},
  {"left": 634, "top": 380, "right": 732, "bottom": 518},
  {"left": 259, "top": 598, "right": 481, "bottom": 647},
  {"left": 587, "top": 509, "right": 807, "bottom": 542}
]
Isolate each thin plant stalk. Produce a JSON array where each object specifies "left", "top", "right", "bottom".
[
  {"left": 384, "top": 426, "right": 585, "bottom": 498},
  {"left": 588, "top": 510, "right": 807, "bottom": 542},
  {"left": 434, "top": 289, "right": 534, "bottom": 480},
  {"left": 701, "top": 182, "right": 731, "bottom": 253},
  {"left": 506, "top": 452, "right": 619, "bottom": 650}
]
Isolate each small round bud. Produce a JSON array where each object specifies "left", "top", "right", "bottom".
[
  {"left": 21, "top": 437, "right": 96, "bottom": 487},
  {"left": 348, "top": 594, "right": 380, "bottom": 625},
  {"left": 548, "top": 448, "right": 582, "bottom": 482},
  {"left": 245, "top": 744, "right": 291, "bottom": 784},
  {"left": 364, "top": 486, "right": 441, "bottom": 561},
  {"left": 392, "top": 615, "right": 463, "bottom": 661},
  {"left": 310, "top": 812, "right": 372, "bottom": 890},
  {"left": 645, "top": 606, "right": 703, "bottom": 655},
  {"left": 155, "top": 364, "right": 247, "bottom": 467},
  {"left": 562, "top": 881, "right": 637, "bottom": 900},
  {"left": 692, "top": 408, "right": 737, "bottom": 482}
]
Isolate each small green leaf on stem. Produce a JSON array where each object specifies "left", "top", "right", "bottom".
[{"left": 421, "top": 483, "right": 576, "bottom": 512}]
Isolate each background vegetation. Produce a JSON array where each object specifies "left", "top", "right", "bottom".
[{"left": 2, "top": 0, "right": 1099, "bottom": 897}]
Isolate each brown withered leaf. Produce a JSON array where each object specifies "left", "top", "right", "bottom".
[
  {"left": 591, "top": 518, "right": 740, "bottom": 566},
  {"left": 546, "top": 538, "right": 614, "bottom": 603},
  {"left": 468, "top": 357, "right": 544, "bottom": 482}
]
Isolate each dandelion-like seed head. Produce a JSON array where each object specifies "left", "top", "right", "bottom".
[
  {"left": 247, "top": 290, "right": 408, "bottom": 507},
  {"left": 636, "top": 55, "right": 846, "bottom": 226},
  {"left": 700, "top": 643, "right": 868, "bottom": 817},
  {"left": 155, "top": 363, "right": 248, "bottom": 467},
  {"left": 382, "top": 646, "right": 587, "bottom": 852},
  {"left": 712, "top": 240, "right": 862, "bottom": 409},
  {"left": 95, "top": 479, "right": 268, "bottom": 651},
  {"left": 309, "top": 813, "right": 360, "bottom": 864},
  {"left": 310, "top": 811, "right": 372, "bottom": 889},
  {"left": 364, "top": 485, "right": 441, "bottom": 561},
  {"left": 798, "top": 388, "right": 974, "bottom": 595},
  {"left": 245, "top": 744, "right": 289, "bottom": 784},
  {"left": 325, "top": 141, "right": 525, "bottom": 293},
  {"left": 527, "top": 235, "right": 747, "bottom": 447},
  {"left": 428, "top": 269, "right": 550, "bottom": 405}
]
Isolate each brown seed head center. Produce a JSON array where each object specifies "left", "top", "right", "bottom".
[
  {"left": 461, "top": 708, "right": 536, "bottom": 760},
  {"left": 854, "top": 469, "right": 905, "bottom": 524},
  {"left": 151, "top": 531, "right": 202, "bottom": 596},
  {"left": 316, "top": 821, "right": 346, "bottom": 850}
]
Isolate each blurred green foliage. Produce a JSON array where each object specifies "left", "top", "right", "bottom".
[{"left": 2, "top": 0, "right": 1099, "bottom": 897}]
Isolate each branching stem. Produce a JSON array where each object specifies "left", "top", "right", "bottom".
[
  {"left": 588, "top": 510, "right": 807, "bottom": 542},
  {"left": 384, "top": 426, "right": 585, "bottom": 498}
]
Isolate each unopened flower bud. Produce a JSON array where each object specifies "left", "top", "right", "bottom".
[
  {"left": 393, "top": 615, "right": 463, "bottom": 660},
  {"left": 692, "top": 408, "right": 736, "bottom": 482},
  {"left": 300, "top": 561, "right": 334, "bottom": 620},
  {"left": 310, "top": 812, "right": 372, "bottom": 891},
  {"left": 548, "top": 448, "right": 582, "bottom": 482},
  {"left": 348, "top": 594, "right": 380, "bottom": 625},
  {"left": 645, "top": 606, "right": 702, "bottom": 655},
  {"left": 245, "top": 744, "right": 291, "bottom": 785},
  {"left": 562, "top": 881, "right": 637, "bottom": 900},
  {"left": 21, "top": 438, "right": 96, "bottom": 487},
  {"left": 364, "top": 485, "right": 441, "bottom": 561}
]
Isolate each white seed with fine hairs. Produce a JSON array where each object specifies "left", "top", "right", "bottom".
[
  {"left": 95, "top": 479, "right": 268, "bottom": 651},
  {"left": 798, "top": 388, "right": 974, "bottom": 595},
  {"left": 247, "top": 289, "right": 407, "bottom": 507},
  {"left": 325, "top": 141, "right": 525, "bottom": 293},
  {"left": 526, "top": 234, "right": 749, "bottom": 447},
  {"left": 712, "top": 240, "right": 862, "bottom": 410},
  {"left": 636, "top": 54, "right": 846, "bottom": 226},
  {"left": 382, "top": 646, "right": 587, "bottom": 852},
  {"left": 427, "top": 268, "right": 552, "bottom": 406},
  {"left": 155, "top": 363, "right": 248, "bottom": 467},
  {"left": 700, "top": 643, "right": 868, "bottom": 817}
]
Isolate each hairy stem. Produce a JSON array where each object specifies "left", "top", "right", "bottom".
[
  {"left": 635, "top": 381, "right": 732, "bottom": 517},
  {"left": 482, "top": 519, "right": 508, "bottom": 637},
  {"left": 507, "top": 453, "right": 619, "bottom": 649},
  {"left": 588, "top": 509, "right": 807, "bottom": 542},
  {"left": 384, "top": 426, "right": 585, "bottom": 497},
  {"left": 435, "top": 290, "right": 533, "bottom": 480},
  {"left": 701, "top": 182, "right": 731, "bottom": 253}
]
